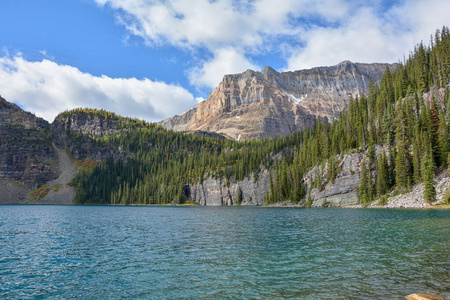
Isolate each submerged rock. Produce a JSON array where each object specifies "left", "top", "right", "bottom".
[{"left": 405, "top": 293, "right": 445, "bottom": 300}]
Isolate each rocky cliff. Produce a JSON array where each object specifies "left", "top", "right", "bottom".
[
  {"left": 0, "top": 96, "right": 58, "bottom": 193},
  {"left": 186, "top": 170, "right": 270, "bottom": 206},
  {"left": 304, "top": 152, "right": 363, "bottom": 207},
  {"left": 161, "top": 61, "right": 393, "bottom": 140},
  {"left": 52, "top": 110, "right": 148, "bottom": 160}
]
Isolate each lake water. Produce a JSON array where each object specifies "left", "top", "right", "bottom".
[{"left": 0, "top": 206, "right": 449, "bottom": 299}]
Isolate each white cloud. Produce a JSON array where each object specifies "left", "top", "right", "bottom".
[
  {"left": 287, "top": 7, "right": 401, "bottom": 69},
  {"left": 95, "top": 0, "right": 354, "bottom": 51},
  {"left": 287, "top": 0, "right": 450, "bottom": 70},
  {"left": 188, "top": 47, "right": 260, "bottom": 89},
  {"left": 94, "top": 0, "right": 353, "bottom": 89},
  {"left": 0, "top": 56, "right": 195, "bottom": 122},
  {"left": 96, "top": 0, "right": 295, "bottom": 50},
  {"left": 98, "top": 0, "right": 449, "bottom": 66},
  {"left": 95, "top": 0, "right": 450, "bottom": 90}
]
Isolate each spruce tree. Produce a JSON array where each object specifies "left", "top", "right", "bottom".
[
  {"left": 376, "top": 152, "right": 389, "bottom": 197},
  {"left": 359, "top": 160, "right": 369, "bottom": 205},
  {"left": 422, "top": 146, "right": 436, "bottom": 203}
]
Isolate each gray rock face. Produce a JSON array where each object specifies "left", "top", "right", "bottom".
[
  {"left": 0, "top": 179, "right": 29, "bottom": 204},
  {"left": 187, "top": 170, "right": 270, "bottom": 205},
  {"left": 186, "top": 151, "right": 368, "bottom": 207},
  {"left": 304, "top": 152, "right": 364, "bottom": 207},
  {"left": 0, "top": 96, "right": 58, "bottom": 190},
  {"left": 52, "top": 112, "right": 123, "bottom": 146},
  {"left": 52, "top": 112, "right": 133, "bottom": 161},
  {"left": 161, "top": 61, "right": 393, "bottom": 140}
]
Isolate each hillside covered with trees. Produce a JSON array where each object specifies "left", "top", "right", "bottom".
[{"left": 70, "top": 27, "right": 450, "bottom": 206}]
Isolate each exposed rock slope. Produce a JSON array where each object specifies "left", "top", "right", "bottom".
[
  {"left": 52, "top": 110, "right": 145, "bottom": 160},
  {"left": 29, "top": 144, "right": 76, "bottom": 205},
  {"left": 0, "top": 96, "right": 58, "bottom": 190},
  {"left": 186, "top": 170, "right": 270, "bottom": 206},
  {"left": 161, "top": 61, "right": 392, "bottom": 140},
  {"left": 304, "top": 152, "right": 363, "bottom": 207}
]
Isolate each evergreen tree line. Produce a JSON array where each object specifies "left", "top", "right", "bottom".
[
  {"left": 71, "top": 122, "right": 306, "bottom": 204},
  {"left": 72, "top": 27, "right": 450, "bottom": 205},
  {"left": 266, "top": 26, "right": 450, "bottom": 205}
]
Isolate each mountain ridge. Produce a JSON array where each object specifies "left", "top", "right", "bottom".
[
  {"left": 1, "top": 25, "right": 449, "bottom": 207},
  {"left": 160, "top": 61, "right": 395, "bottom": 140}
]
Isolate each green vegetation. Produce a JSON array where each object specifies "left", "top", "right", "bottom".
[
  {"left": 71, "top": 27, "right": 450, "bottom": 205},
  {"left": 266, "top": 26, "right": 450, "bottom": 205},
  {"left": 29, "top": 184, "right": 51, "bottom": 201},
  {"left": 71, "top": 122, "right": 305, "bottom": 204},
  {"left": 58, "top": 108, "right": 150, "bottom": 129}
]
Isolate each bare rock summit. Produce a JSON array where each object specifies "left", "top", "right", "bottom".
[{"left": 161, "top": 61, "right": 393, "bottom": 140}]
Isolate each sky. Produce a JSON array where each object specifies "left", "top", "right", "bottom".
[{"left": 0, "top": 0, "right": 449, "bottom": 122}]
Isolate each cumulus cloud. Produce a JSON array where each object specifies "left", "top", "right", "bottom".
[
  {"left": 95, "top": 0, "right": 355, "bottom": 51},
  {"left": 96, "top": 0, "right": 298, "bottom": 50},
  {"left": 0, "top": 56, "right": 195, "bottom": 122},
  {"left": 287, "top": 7, "right": 403, "bottom": 69},
  {"left": 188, "top": 47, "right": 260, "bottom": 89},
  {"left": 94, "top": 0, "right": 353, "bottom": 88},
  {"left": 286, "top": 0, "right": 450, "bottom": 70},
  {"left": 96, "top": 0, "right": 449, "bottom": 80}
]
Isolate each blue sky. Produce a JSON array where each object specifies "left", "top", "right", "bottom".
[{"left": 0, "top": 0, "right": 449, "bottom": 122}]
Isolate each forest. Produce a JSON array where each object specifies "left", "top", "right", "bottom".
[{"left": 71, "top": 27, "right": 450, "bottom": 206}]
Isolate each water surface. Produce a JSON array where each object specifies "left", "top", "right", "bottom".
[{"left": 1, "top": 206, "right": 449, "bottom": 299}]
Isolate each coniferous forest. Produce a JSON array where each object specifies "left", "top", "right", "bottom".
[{"left": 71, "top": 27, "right": 450, "bottom": 205}]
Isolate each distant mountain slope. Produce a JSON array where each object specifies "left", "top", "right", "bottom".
[
  {"left": 161, "top": 61, "right": 394, "bottom": 140},
  {"left": 1, "top": 26, "right": 448, "bottom": 207},
  {"left": 0, "top": 96, "right": 58, "bottom": 191}
]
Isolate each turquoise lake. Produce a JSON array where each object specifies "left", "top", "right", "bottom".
[{"left": 0, "top": 206, "right": 449, "bottom": 299}]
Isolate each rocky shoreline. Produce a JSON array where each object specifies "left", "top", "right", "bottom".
[{"left": 266, "top": 170, "right": 450, "bottom": 209}]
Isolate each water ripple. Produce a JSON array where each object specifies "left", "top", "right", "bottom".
[{"left": 0, "top": 206, "right": 449, "bottom": 299}]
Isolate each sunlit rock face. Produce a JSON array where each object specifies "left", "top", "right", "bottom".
[{"left": 161, "top": 61, "right": 393, "bottom": 140}]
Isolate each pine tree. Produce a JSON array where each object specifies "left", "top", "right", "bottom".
[
  {"left": 412, "top": 136, "right": 422, "bottom": 184},
  {"left": 359, "top": 160, "right": 369, "bottom": 205},
  {"left": 422, "top": 146, "right": 436, "bottom": 203},
  {"left": 395, "top": 143, "right": 409, "bottom": 189},
  {"left": 376, "top": 152, "right": 389, "bottom": 196},
  {"left": 237, "top": 187, "right": 243, "bottom": 205}
]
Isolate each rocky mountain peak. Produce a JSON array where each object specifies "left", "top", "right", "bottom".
[
  {"left": 0, "top": 95, "right": 49, "bottom": 130},
  {"left": 261, "top": 66, "right": 279, "bottom": 76},
  {"left": 160, "top": 61, "right": 393, "bottom": 140}
]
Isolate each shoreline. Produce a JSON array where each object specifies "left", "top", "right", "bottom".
[{"left": 1, "top": 202, "right": 449, "bottom": 209}]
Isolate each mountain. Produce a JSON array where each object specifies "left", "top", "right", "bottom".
[
  {"left": 0, "top": 96, "right": 58, "bottom": 189},
  {"left": 1, "top": 27, "right": 449, "bottom": 207},
  {"left": 161, "top": 61, "right": 393, "bottom": 140},
  {"left": 0, "top": 103, "right": 152, "bottom": 204}
]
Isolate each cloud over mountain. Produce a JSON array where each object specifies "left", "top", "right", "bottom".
[
  {"left": 0, "top": 56, "right": 195, "bottom": 122},
  {"left": 96, "top": 0, "right": 450, "bottom": 89}
]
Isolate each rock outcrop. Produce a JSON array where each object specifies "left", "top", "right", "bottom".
[
  {"left": 52, "top": 110, "right": 140, "bottom": 160},
  {"left": 186, "top": 169, "right": 270, "bottom": 205},
  {"left": 364, "top": 169, "right": 450, "bottom": 208},
  {"left": 52, "top": 111, "right": 126, "bottom": 145},
  {"left": 161, "top": 61, "right": 393, "bottom": 140},
  {"left": 405, "top": 293, "right": 445, "bottom": 300},
  {"left": 0, "top": 96, "right": 58, "bottom": 192},
  {"left": 304, "top": 152, "right": 364, "bottom": 207},
  {"left": 28, "top": 144, "right": 76, "bottom": 205}
]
